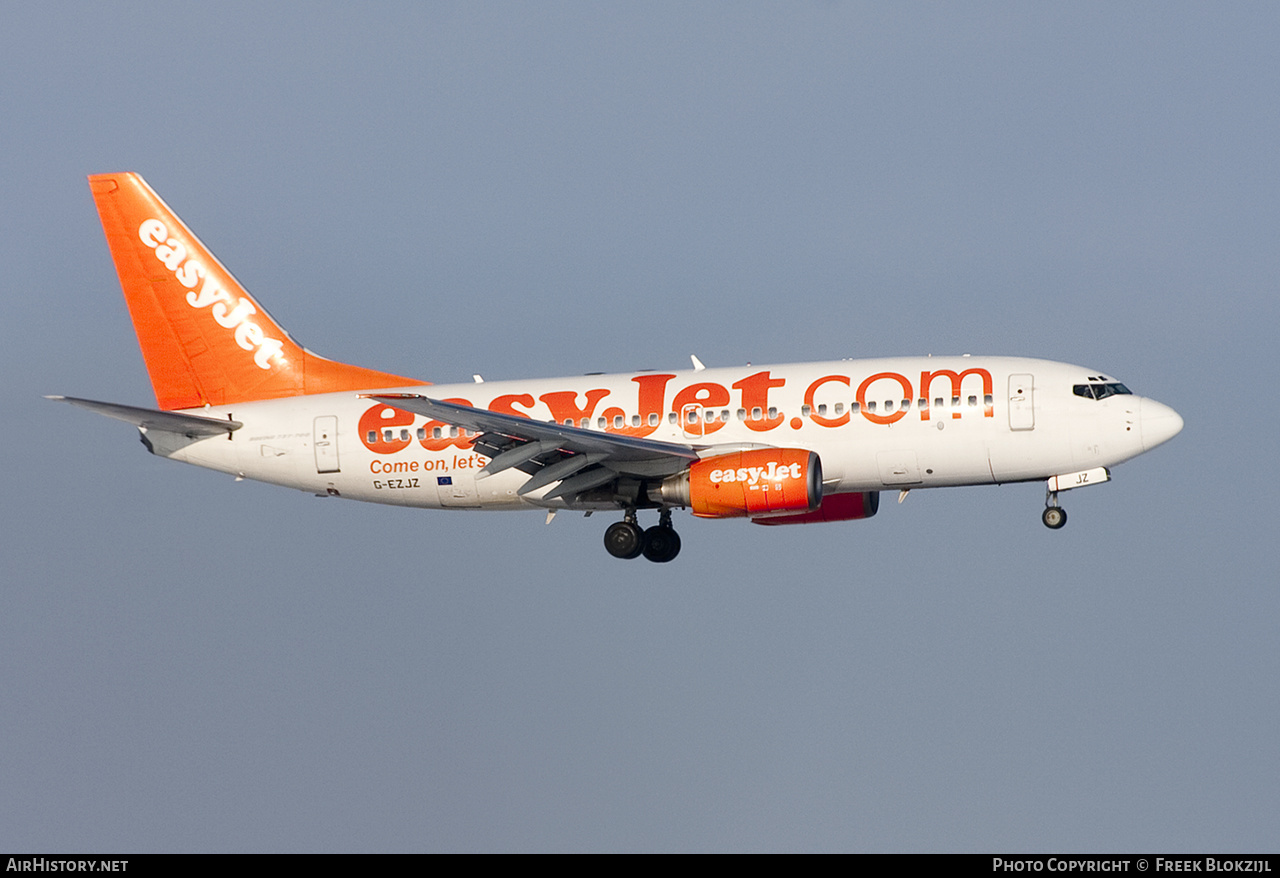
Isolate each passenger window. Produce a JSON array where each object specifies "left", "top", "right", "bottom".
[
  {"left": 367, "top": 431, "right": 377, "bottom": 443},
  {"left": 649, "top": 413, "right": 659, "bottom": 426},
  {"left": 884, "top": 400, "right": 894, "bottom": 413},
  {"left": 433, "top": 427, "right": 442, "bottom": 439},
  {"left": 834, "top": 403, "right": 844, "bottom": 416},
  {"left": 867, "top": 401, "right": 877, "bottom": 413},
  {"left": 801, "top": 405, "right": 812, "bottom": 417},
  {"left": 613, "top": 415, "right": 624, "bottom": 428},
  {"left": 934, "top": 397, "right": 943, "bottom": 408},
  {"left": 768, "top": 407, "right": 778, "bottom": 419},
  {"left": 632, "top": 414, "right": 641, "bottom": 427},
  {"left": 984, "top": 394, "right": 993, "bottom": 406},
  {"left": 752, "top": 406, "right": 762, "bottom": 420},
  {"left": 737, "top": 408, "right": 746, "bottom": 421},
  {"left": 668, "top": 412, "right": 677, "bottom": 424},
  {"left": 851, "top": 401, "right": 860, "bottom": 413},
  {"left": 968, "top": 395, "right": 977, "bottom": 407}
]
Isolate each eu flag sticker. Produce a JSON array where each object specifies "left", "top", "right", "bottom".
[{"left": 437, "top": 476, "right": 453, "bottom": 486}]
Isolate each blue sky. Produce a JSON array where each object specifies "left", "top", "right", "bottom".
[{"left": 2, "top": 2, "right": 1276, "bottom": 852}]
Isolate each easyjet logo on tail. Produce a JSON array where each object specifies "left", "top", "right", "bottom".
[{"left": 138, "top": 219, "right": 286, "bottom": 370}]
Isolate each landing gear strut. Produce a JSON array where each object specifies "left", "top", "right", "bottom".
[
  {"left": 1042, "top": 489, "right": 1067, "bottom": 529},
  {"left": 604, "top": 508, "right": 681, "bottom": 562}
]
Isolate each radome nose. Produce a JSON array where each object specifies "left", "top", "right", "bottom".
[{"left": 1140, "top": 398, "right": 1184, "bottom": 451}]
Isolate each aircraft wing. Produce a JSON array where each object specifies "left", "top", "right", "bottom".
[{"left": 364, "top": 393, "right": 703, "bottom": 502}]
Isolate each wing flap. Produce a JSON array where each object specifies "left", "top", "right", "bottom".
[
  {"left": 540, "top": 466, "right": 620, "bottom": 502},
  {"left": 477, "top": 439, "right": 562, "bottom": 478}
]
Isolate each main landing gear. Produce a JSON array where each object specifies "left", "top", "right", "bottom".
[
  {"left": 1042, "top": 489, "right": 1067, "bottom": 530},
  {"left": 604, "top": 508, "right": 682, "bottom": 562}
]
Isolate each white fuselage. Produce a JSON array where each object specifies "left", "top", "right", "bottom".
[{"left": 159, "top": 355, "right": 1178, "bottom": 511}]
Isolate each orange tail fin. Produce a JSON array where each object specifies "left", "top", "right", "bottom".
[{"left": 89, "top": 173, "right": 425, "bottom": 410}]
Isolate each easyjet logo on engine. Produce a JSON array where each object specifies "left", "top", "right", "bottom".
[
  {"left": 138, "top": 219, "right": 286, "bottom": 370},
  {"left": 708, "top": 462, "right": 802, "bottom": 486}
]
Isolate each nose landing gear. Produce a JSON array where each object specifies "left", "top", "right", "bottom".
[
  {"left": 604, "top": 508, "right": 681, "bottom": 562},
  {"left": 1042, "top": 489, "right": 1067, "bottom": 529}
]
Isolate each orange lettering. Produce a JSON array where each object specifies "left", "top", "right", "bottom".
[
  {"left": 803, "top": 374, "right": 851, "bottom": 427},
  {"left": 733, "top": 371, "right": 786, "bottom": 432},
  {"left": 359, "top": 403, "right": 415, "bottom": 453},
  {"left": 600, "top": 374, "right": 676, "bottom": 436},
  {"left": 856, "top": 372, "right": 912, "bottom": 425},
  {"left": 418, "top": 397, "right": 475, "bottom": 451},
  {"left": 540, "top": 388, "right": 610, "bottom": 427},
  {"left": 672, "top": 382, "right": 731, "bottom": 436},
  {"left": 490, "top": 393, "right": 535, "bottom": 418},
  {"left": 918, "top": 368, "right": 993, "bottom": 420}
]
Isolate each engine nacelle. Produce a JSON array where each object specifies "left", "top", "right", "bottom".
[
  {"left": 750, "top": 490, "right": 880, "bottom": 525},
  {"left": 660, "top": 448, "right": 823, "bottom": 519}
]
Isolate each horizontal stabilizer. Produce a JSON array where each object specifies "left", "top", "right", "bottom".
[{"left": 47, "top": 396, "right": 241, "bottom": 437}]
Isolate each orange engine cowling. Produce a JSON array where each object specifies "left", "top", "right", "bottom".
[{"left": 664, "top": 448, "right": 823, "bottom": 519}]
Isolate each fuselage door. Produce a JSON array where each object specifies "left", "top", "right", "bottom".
[
  {"left": 1008, "top": 374, "right": 1035, "bottom": 431},
  {"left": 435, "top": 473, "right": 481, "bottom": 507},
  {"left": 314, "top": 416, "right": 340, "bottom": 473},
  {"left": 876, "top": 450, "right": 923, "bottom": 486}
]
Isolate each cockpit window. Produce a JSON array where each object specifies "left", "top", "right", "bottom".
[{"left": 1074, "top": 382, "right": 1132, "bottom": 400}]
